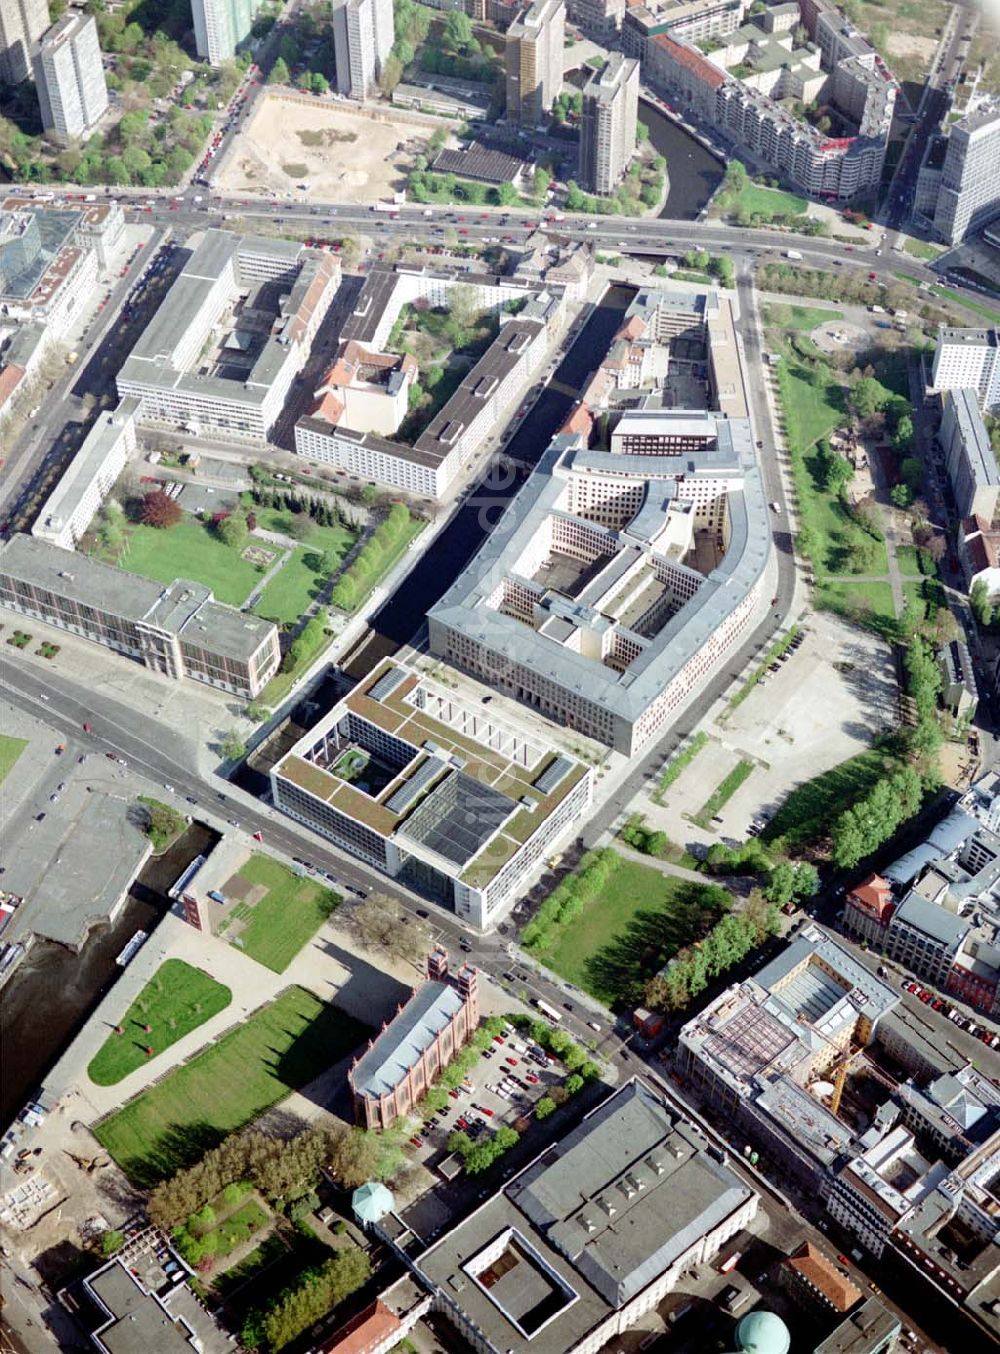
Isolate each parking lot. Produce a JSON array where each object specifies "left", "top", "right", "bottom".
[{"left": 404, "top": 1022, "right": 572, "bottom": 1172}]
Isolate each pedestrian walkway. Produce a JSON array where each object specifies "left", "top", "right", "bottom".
[{"left": 610, "top": 840, "right": 714, "bottom": 886}]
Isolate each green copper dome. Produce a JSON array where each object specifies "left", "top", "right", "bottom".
[{"left": 735, "top": 1310, "right": 792, "bottom": 1354}]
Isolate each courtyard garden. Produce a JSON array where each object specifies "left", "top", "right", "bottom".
[
  {"left": 92, "top": 987, "right": 371, "bottom": 1186},
  {"left": 87, "top": 960, "right": 232, "bottom": 1088},
  {"left": 217, "top": 854, "right": 342, "bottom": 974}
]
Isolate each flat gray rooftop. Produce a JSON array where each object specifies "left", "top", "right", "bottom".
[
  {"left": 2, "top": 794, "right": 151, "bottom": 951},
  {"left": 417, "top": 1080, "right": 757, "bottom": 1352}
]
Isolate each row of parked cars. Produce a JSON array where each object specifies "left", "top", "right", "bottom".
[{"left": 902, "top": 979, "right": 1000, "bottom": 1046}]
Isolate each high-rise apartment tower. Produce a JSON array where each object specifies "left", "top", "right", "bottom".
[
  {"left": 33, "top": 12, "right": 108, "bottom": 141},
  {"left": 191, "top": 0, "right": 264, "bottom": 66},
  {"left": 580, "top": 52, "right": 639, "bottom": 194},
  {"left": 0, "top": 0, "right": 49, "bottom": 85},
  {"left": 332, "top": 0, "right": 393, "bottom": 97},
  {"left": 934, "top": 104, "right": 1000, "bottom": 245},
  {"left": 505, "top": 0, "right": 565, "bottom": 126}
]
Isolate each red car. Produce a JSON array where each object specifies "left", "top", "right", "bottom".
[
  {"left": 456, "top": 1117, "right": 468, "bottom": 1129},
  {"left": 493, "top": 1035, "right": 505, "bottom": 1045},
  {"left": 479, "top": 1106, "right": 494, "bottom": 1117},
  {"left": 868, "top": 271, "right": 877, "bottom": 280},
  {"left": 505, "top": 1056, "right": 518, "bottom": 1066},
  {"left": 526, "top": 1073, "right": 539, "bottom": 1084},
  {"left": 449, "top": 1089, "right": 460, "bottom": 1100}
]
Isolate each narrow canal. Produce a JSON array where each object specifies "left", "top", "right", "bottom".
[{"left": 640, "top": 98, "right": 725, "bottom": 220}]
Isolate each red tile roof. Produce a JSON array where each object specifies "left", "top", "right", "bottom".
[
  {"left": 320, "top": 1300, "right": 401, "bottom": 1354},
  {"left": 786, "top": 1243, "right": 863, "bottom": 1312},
  {"left": 651, "top": 33, "right": 726, "bottom": 89},
  {"left": 0, "top": 363, "right": 26, "bottom": 409},
  {"left": 848, "top": 873, "right": 894, "bottom": 920}
]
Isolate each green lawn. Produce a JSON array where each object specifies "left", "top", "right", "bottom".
[
  {"left": 252, "top": 548, "right": 327, "bottom": 625},
  {"left": 112, "top": 518, "right": 261, "bottom": 607},
  {"left": 692, "top": 759, "right": 755, "bottom": 828},
  {"left": 895, "top": 545, "right": 923, "bottom": 577},
  {"left": 92, "top": 987, "right": 371, "bottom": 1186},
  {"left": 541, "top": 857, "right": 729, "bottom": 1008},
  {"left": 243, "top": 501, "right": 357, "bottom": 560},
  {"left": 765, "top": 304, "right": 845, "bottom": 331},
  {"left": 224, "top": 854, "right": 341, "bottom": 973},
  {"left": 87, "top": 961, "right": 231, "bottom": 1087},
  {"left": 761, "top": 747, "right": 897, "bottom": 850},
  {"left": 0, "top": 735, "right": 28, "bottom": 784},
  {"left": 774, "top": 345, "right": 889, "bottom": 580},
  {"left": 729, "top": 183, "right": 809, "bottom": 217},
  {"left": 816, "top": 579, "right": 896, "bottom": 619},
  {"left": 903, "top": 237, "right": 942, "bottom": 261}
]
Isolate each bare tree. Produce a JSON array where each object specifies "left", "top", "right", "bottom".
[{"left": 352, "top": 893, "right": 429, "bottom": 967}]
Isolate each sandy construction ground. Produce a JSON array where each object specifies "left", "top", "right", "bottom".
[
  {"left": 885, "top": 31, "right": 937, "bottom": 60},
  {"left": 215, "top": 93, "right": 438, "bottom": 203}
]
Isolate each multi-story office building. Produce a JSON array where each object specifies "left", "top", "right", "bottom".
[
  {"left": 270, "top": 659, "right": 594, "bottom": 930},
  {"left": 506, "top": 0, "right": 565, "bottom": 126},
  {"left": 332, "top": 0, "right": 393, "bottom": 97},
  {"left": 410, "top": 1079, "right": 760, "bottom": 1354},
  {"left": 191, "top": 0, "right": 265, "bottom": 65},
  {"left": 295, "top": 266, "right": 561, "bottom": 497},
  {"left": 428, "top": 288, "right": 770, "bottom": 756},
  {"left": 883, "top": 888, "right": 970, "bottom": 985},
  {"left": 350, "top": 947, "right": 479, "bottom": 1128},
  {"left": 932, "top": 104, "right": 1000, "bottom": 245},
  {"left": 939, "top": 386, "right": 999, "bottom": 520},
  {"left": 33, "top": 12, "right": 108, "bottom": 141},
  {"left": 116, "top": 229, "right": 339, "bottom": 442},
  {"left": 567, "top": 0, "right": 625, "bottom": 36},
  {"left": 930, "top": 327, "right": 1000, "bottom": 414},
  {"left": 0, "top": 535, "right": 281, "bottom": 698},
  {"left": 32, "top": 398, "right": 139, "bottom": 550},
  {"left": 0, "top": 0, "right": 48, "bottom": 85},
  {"left": 580, "top": 53, "right": 640, "bottom": 195}
]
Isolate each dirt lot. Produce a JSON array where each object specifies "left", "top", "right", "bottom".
[{"left": 215, "top": 93, "right": 440, "bottom": 204}]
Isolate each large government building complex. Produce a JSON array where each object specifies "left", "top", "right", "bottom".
[
  {"left": 270, "top": 659, "right": 593, "bottom": 929},
  {"left": 427, "top": 287, "right": 772, "bottom": 755}
]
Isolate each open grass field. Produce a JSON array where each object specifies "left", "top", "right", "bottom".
[
  {"left": 112, "top": 518, "right": 261, "bottom": 607},
  {"left": 903, "top": 237, "right": 942, "bottom": 261},
  {"left": 774, "top": 344, "right": 890, "bottom": 581},
  {"left": 895, "top": 545, "right": 923, "bottom": 577},
  {"left": 727, "top": 183, "right": 809, "bottom": 217},
  {"left": 816, "top": 579, "right": 896, "bottom": 620},
  {"left": 542, "top": 857, "right": 729, "bottom": 1007},
  {"left": 92, "top": 987, "right": 371, "bottom": 1186},
  {"left": 761, "top": 747, "right": 895, "bottom": 850},
  {"left": 0, "top": 735, "right": 28, "bottom": 784},
  {"left": 224, "top": 854, "right": 341, "bottom": 973},
  {"left": 87, "top": 960, "right": 232, "bottom": 1087},
  {"left": 252, "top": 547, "right": 328, "bottom": 625},
  {"left": 765, "top": 304, "right": 845, "bottom": 331},
  {"left": 244, "top": 503, "right": 357, "bottom": 561}
]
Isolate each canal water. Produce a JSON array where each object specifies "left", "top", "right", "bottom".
[
  {"left": 0, "top": 821, "right": 219, "bottom": 1131},
  {"left": 640, "top": 98, "right": 725, "bottom": 220}
]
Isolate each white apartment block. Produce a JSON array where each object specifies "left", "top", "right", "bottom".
[
  {"left": 32, "top": 397, "right": 140, "bottom": 550},
  {"left": 939, "top": 387, "right": 999, "bottom": 521},
  {"left": 33, "top": 13, "right": 108, "bottom": 142},
  {"left": 827, "top": 1127, "right": 944, "bottom": 1258},
  {"left": 116, "top": 230, "right": 339, "bottom": 443},
  {"left": 192, "top": 0, "right": 264, "bottom": 66},
  {"left": 332, "top": 0, "right": 393, "bottom": 97},
  {"left": 933, "top": 104, "right": 1000, "bottom": 245},
  {"left": 0, "top": 0, "right": 49, "bottom": 84},
  {"left": 930, "top": 327, "right": 1000, "bottom": 414}
]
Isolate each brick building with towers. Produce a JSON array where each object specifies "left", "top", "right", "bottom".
[{"left": 350, "top": 947, "right": 480, "bottom": 1129}]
